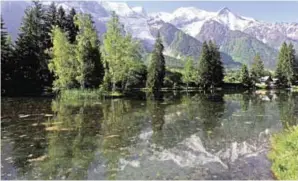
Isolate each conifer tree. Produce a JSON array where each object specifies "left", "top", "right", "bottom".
[
  {"left": 44, "top": 2, "right": 57, "bottom": 48},
  {"left": 74, "top": 14, "right": 104, "bottom": 89},
  {"left": 197, "top": 41, "right": 211, "bottom": 89},
  {"left": 66, "top": 8, "right": 78, "bottom": 43},
  {"left": 146, "top": 32, "right": 166, "bottom": 92},
  {"left": 240, "top": 64, "right": 251, "bottom": 87},
  {"left": 48, "top": 26, "right": 77, "bottom": 91},
  {"left": 182, "top": 56, "right": 195, "bottom": 89},
  {"left": 276, "top": 42, "right": 296, "bottom": 86},
  {"left": 57, "top": 6, "right": 67, "bottom": 31},
  {"left": 209, "top": 41, "right": 224, "bottom": 87},
  {"left": 14, "top": 1, "right": 48, "bottom": 94},
  {"left": 1, "top": 17, "right": 14, "bottom": 94},
  {"left": 251, "top": 53, "right": 265, "bottom": 84},
  {"left": 276, "top": 42, "right": 288, "bottom": 85}
]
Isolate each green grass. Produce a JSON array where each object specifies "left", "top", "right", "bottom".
[
  {"left": 59, "top": 89, "right": 124, "bottom": 102},
  {"left": 268, "top": 126, "right": 298, "bottom": 180}
]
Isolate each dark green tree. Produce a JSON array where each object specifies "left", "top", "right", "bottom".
[
  {"left": 1, "top": 16, "right": 14, "bottom": 94},
  {"left": 146, "top": 32, "right": 166, "bottom": 92},
  {"left": 209, "top": 41, "right": 224, "bottom": 87},
  {"left": 197, "top": 41, "right": 212, "bottom": 89},
  {"left": 276, "top": 42, "right": 296, "bottom": 86},
  {"left": 13, "top": 1, "right": 48, "bottom": 94},
  {"left": 240, "top": 64, "right": 251, "bottom": 87},
  {"left": 44, "top": 2, "right": 57, "bottom": 48},
  {"left": 56, "top": 6, "right": 67, "bottom": 31},
  {"left": 251, "top": 53, "right": 265, "bottom": 84},
  {"left": 65, "top": 8, "right": 79, "bottom": 43}
]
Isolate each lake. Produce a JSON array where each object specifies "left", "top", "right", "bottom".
[{"left": 1, "top": 91, "right": 298, "bottom": 180}]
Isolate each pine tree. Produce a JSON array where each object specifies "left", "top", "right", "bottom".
[
  {"left": 44, "top": 2, "right": 57, "bottom": 48},
  {"left": 240, "top": 64, "right": 251, "bottom": 87},
  {"left": 74, "top": 14, "right": 104, "bottom": 89},
  {"left": 146, "top": 32, "right": 166, "bottom": 92},
  {"left": 1, "top": 16, "right": 14, "bottom": 94},
  {"left": 251, "top": 53, "right": 265, "bottom": 84},
  {"left": 14, "top": 1, "right": 48, "bottom": 94},
  {"left": 57, "top": 6, "right": 67, "bottom": 31},
  {"left": 197, "top": 41, "right": 211, "bottom": 89},
  {"left": 209, "top": 41, "right": 224, "bottom": 87},
  {"left": 66, "top": 8, "right": 78, "bottom": 43},
  {"left": 182, "top": 56, "right": 195, "bottom": 89},
  {"left": 276, "top": 42, "right": 296, "bottom": 86},
  {"left": 285, "top": 43, "right": 296, "bottom": 85},
  {"left": 48, "top": 26, "right": 77, "bottom": 91},
  {"left": 276, "top": 42, "right": 288, "bottom": 85}
]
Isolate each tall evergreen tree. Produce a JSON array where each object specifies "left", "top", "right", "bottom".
[
  {"left": 197, "top": 41, "right": 212, "bottom": 89},
  {"left": 1, "top": 16, "right": 14, "bottom": 94},
  {"left": 13, "top": 1, "right": 48, "bottom": 94},
  {"left": 251, "top": 53, "right": 265, "bottom": 84},
  {"left": 48, "top": 26, "right": 77, "bottom": 91},
  {"left": 240, "top": 64, "right": 251, "bottom": 87},
  {"left": 44, "top": 2, "right": 57, "bottom": 48},
  {"left": 57, "top": 6, "right": 67, "bottom": 31},
  {"left": 276, "top": 42, "right": 296, "bottom": 86},
  {"left": 276, "top": 42, "right": 288, "bottom": 85},
  {"left": 209, "top": 41, "right": 224, "bottom": 87},
  {"left": 74, "top": 14, "right": 104, "bottom": 89},
  {"left": 66, "top": 8, "right": 79, "bottom": 43},
  {"left": 146, "top": 32, "right": 166, "bottom": 92}
]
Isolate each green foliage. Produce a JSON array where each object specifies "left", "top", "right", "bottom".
[
  {"left": 182, "top": 57, "right": 196, "bottom": 88},
  {"left": 268, "top": 126, "right": 298, "bottom": 180},
  {"left": 276, "top": 42, "right": 297, "bottom": 86},
  {"left": 240, "top": 64, "right": 251, "bottom": 87},
  {"left": 48, "top": 26, "right": 77, "bottom": 91},
  {"left": 13, "top": 1, "right": 50, "bottom": 94},
  {"left": 223, "top": 70, "right": 241, "bottom": 83},
  {"left": 74, "top": 14, "right": 104, "bottom": 89},
  {"left": 250, "top": 53, "right": 265, "bottom": 83},
  {"left": 66, "top": 8, "right": 79, "bottom": 43},
  {"left": 102, "top": 12, "right": 144, "bottom": 92},
  {"left": 146, "top": 32, "right": 166, "bottom": 92},
  {"left": 56, "top": 6, "right": 67, "bottom": 31},
  {"left": 1, "top": 16, "right": 15, "bottom": 94},
  {"left": 164, "top": 69, "right": 183, "bottom": 89},
  {"left": 197, "top": 41, "right": 224, "bottom": 89}
]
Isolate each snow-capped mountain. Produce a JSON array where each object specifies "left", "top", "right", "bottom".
[{"left": 1, "top": 1, "right": 297, "bottom": 68}]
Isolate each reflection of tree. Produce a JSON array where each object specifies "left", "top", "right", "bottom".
[
  {"left": 240, "top": 93, "right": 250, "bottom": 111},
  {"left": 34, "top": 99, "right": 102, "bottom": 180},
  {"left": 196, "top": 93, "right": 225, "bottom": 133},
  {"left": 277, "top": 92, "right": 298, "bottom": 128},
  {"left": 1, "top": 98, "right": 50, "bottom": 177},
  {"left": 147, "top": 98, "right": 165, "bottom": 146},
  {"left": 100, "top": 99, "right": 145, "bottom": 179}
]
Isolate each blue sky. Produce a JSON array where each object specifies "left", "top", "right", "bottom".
[{"left": 126, "top": 1, "right": 298, "bottom": 23}]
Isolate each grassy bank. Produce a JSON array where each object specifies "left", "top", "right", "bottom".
[
  {"left": 268, "top": 126, "right": 298, "bottom": 180},
  {"left": 59, "top": 89, "right": 124, "bottom": 101}
]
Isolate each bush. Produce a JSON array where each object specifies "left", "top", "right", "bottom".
[{"left": 268, "top": 126, "right": 298, "bottom": 180}]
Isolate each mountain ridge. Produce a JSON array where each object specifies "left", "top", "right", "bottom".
[{"left": 1, "top": 1, "right": 297, "bottom": 69}]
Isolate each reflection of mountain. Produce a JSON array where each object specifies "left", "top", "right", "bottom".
[{"left": 1, "top": 92, "right": 298, "bottom": 179}]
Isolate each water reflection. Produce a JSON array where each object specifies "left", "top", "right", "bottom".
[{"left": 1, "top": 91, "right": 298, "bottom": 180}]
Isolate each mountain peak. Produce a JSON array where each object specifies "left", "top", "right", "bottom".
[{"left": 217, "top": 7, "right": 232, "bottom": 16}]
